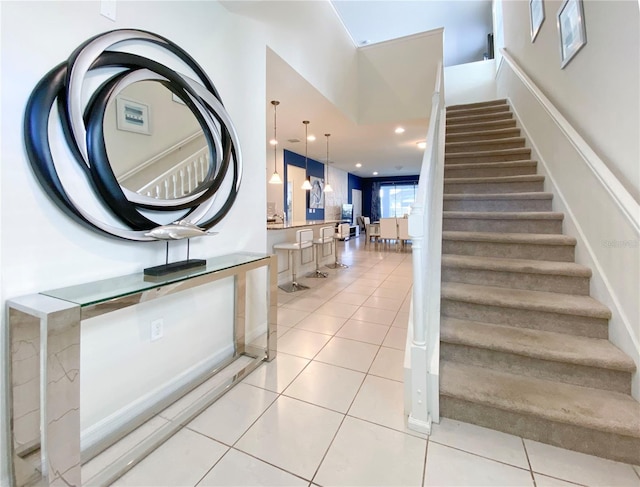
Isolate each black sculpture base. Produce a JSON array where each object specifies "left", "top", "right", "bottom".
[{"left": 144, "top": 259, "right": 206, "bottom": 280}]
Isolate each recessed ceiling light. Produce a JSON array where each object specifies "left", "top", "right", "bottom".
[
  {"left": 373, "top": 171, "right": 379, "bottom": 176},
  {"left": 395, "top": 127, "right": 405, "bottom": 134},
  {"left": 417, "top": 141, "right": 427, "bottom": 149},
  {"left": 355, "top": 163, "right": 362, "bottom": 168},
  {"left": 269, "top": 139, "right": 278, "bottom": 145},
  {"left": 307, "top": 135, "right": 316, "bottom": 142}
]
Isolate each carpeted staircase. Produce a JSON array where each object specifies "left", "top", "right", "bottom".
[{"left": 439, "top": 99, "right": 640, "bottom": 465}]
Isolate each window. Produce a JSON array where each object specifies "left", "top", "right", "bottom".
[{"left": 379, "top": 183, "right": 417, "bottom": 218}]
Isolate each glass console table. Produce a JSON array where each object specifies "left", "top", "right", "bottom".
[{"left": 6, "top": 252, "right": 277, "bottom": 486}]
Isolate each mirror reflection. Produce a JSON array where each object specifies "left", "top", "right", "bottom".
[{"left": 104, "top": 81, "right": 210, "bottom": 200}]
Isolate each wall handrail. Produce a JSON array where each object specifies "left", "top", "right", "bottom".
[{"left": 499, "top": 48, "right": 639, "bottom": 234}]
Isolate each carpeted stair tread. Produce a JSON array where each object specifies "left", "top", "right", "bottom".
[
  {"left": 441, "top": 317, "right": 634, "bottom": 372},
  {"left": 446, "top": 104, "right": 511, "bottom": 119},
  {"left": 447, "top": 99, "right": 508, "bottom": 111},
  {"left": 443, "top": 231, "right": 576, "bottom": 246},
  {"left": 443, "top": 211, "right": 563, "bottom": 221},
  {"left": 440, "top": 361, "right": 640, "bottom": 438},
  {"left": 445, "top": 137, "right": 526, "bottom": 152},
  {"left": 446, "top": 111, "right": 513, "bottom": 125},
  {"left": 441, "top": 282, "right": 611, "bottom": 319},
  {"left": 446, "top": 127, "right": 521, "bottom": 142},
  {"left": 443, "top": 192, "right": 552, "bottom": 201},
  {"left": 445, "top": 147, "right": 531, "bottom": 161},
  {"left": 445, "top": 119, "right": 517, "bottom": 134},
  {"left": 445, "top": 174, "right": 544, "bottom": 185},
  {"left": 442, "top": 254, "right": 591, "bottom": 277},
  {"left": 444, "top": 160, "right": 537, "bottom": 171}
]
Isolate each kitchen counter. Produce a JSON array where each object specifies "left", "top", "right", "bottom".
[{"left": 267, "top": 219, "right": 344, "bottom": 230}]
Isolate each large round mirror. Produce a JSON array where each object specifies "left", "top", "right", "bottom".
[
  {"left": 104, "top": 81, "right": 211, "bottom": 200},
  {"left": 24, "top": 29, "right": 243, "bottom": 241}
]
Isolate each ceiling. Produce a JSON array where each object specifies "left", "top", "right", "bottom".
[{"left": 265, "top": 0, "right": 494, "bottom": 179}]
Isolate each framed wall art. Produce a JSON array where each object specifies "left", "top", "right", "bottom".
[
  {"left": 309, "top": 176, "right": 324, "bottom": 209},
  {"left": 529, "top": 0, "right": 545, "bottom": 42},
  {"left": 557, "top": 0, "right": 587, "bottom": 68},
  {"left": 116, "top": 96, "right": 151, "bottom": 134}
]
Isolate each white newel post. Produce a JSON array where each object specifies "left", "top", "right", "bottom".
[{"left": 405, "top": 69, "right": 444, "bottom": 434}]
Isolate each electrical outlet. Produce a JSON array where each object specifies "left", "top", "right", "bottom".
[{"left": 151, "top": 318, "right": 164, "bottom": 341}]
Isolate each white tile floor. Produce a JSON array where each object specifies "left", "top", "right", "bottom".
[{"left": 93, "top": 238, "right": 640, "bottom": 486}]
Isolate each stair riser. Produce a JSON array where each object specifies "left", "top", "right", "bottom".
[
  {"left": 441, "top": 343, "right": 630, "bottom": 393},
  {"left": 446, "top": 129, "right": 521, "bottom": 142},
  {"left": 442, "top": 240, "right": 575, "bottom": 262},
  {"left": 442, "top": 267, "right": 590, "bottom": 295},
  {"left": 441, "top": 300, "right": 608, "bottom": 338},
  {"left": 443, "top": 199, "right": 552, "bottom": 212},
  {"left": 445, "top": 140, "right": 526, "bottom": 153},
  {"left": 445, "top": 165, "right": 537, "bottom": 178},
  {"left": 440, "top": 397, "right": 640, "bottom": 465},
  {"left": 446, "top": 112, "right": 513, "bottom": 125},
  {"left": 447, "top": 105, "right": 511, "bottom": 119},
  {"left": 444, "top": 181, "right": 544, "bottom": 194},
  {"left": 443, "top": 218, "right": 563, "bottom": 234},
  {"left": 446, "top": 152, "right": 531, "bottom": 164},
  {"left": 446, "top": 119, "right": 517, "bottom": 134}
]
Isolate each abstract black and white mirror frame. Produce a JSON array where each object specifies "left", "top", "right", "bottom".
[{"left": 24, "top": 29, "right": 243, "bottom": 241}]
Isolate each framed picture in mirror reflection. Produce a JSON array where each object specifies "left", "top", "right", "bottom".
[{"left": 116, "top": 96, "right": 151, "bottom": 135}]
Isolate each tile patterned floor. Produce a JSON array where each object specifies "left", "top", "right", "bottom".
[{"left": 89, "top": 238, "right": 640, "bottom": 486}]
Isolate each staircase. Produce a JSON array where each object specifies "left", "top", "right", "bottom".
[{"left": 439, "top": 99, "right": 640, "bottom": 465}]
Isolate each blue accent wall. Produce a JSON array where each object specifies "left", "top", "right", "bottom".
[
  {"left": 347, "top": 173, "right": 364, "bottom": 204},
  {"left": 362, "top": 174, "right": 420, "bottom": 217},
  {"left": 282, "top": 149, "right": 417, "bottom": 221},
  {"left": 283, "top": 149, "right": 325, "bottom": 220}
]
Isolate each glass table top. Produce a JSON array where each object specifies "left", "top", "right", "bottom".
[{"left": 40, "top": 252, "right": 269, "bottom": 307}]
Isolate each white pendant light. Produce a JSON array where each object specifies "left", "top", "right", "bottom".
[
  {"left": 301, "top": 120, "right": 312, "bottom": 190},
  {"left": 324, "top": 133, "right": 333, "bottom": 193},
  {"left": 268, "top": 100, "right": 282, "bottom": 184}
]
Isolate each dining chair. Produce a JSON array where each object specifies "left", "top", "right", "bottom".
[{"left": 379, "top": 218, "right": 398, "bottom": 250}]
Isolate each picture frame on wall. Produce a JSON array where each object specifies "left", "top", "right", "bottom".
[
  {"left": 529, "top": 0, "right": 545, "bottom": 42},
  {"left": 116, "top": 96, "right": 151, "bottom": 134},
  {"left": 309, "top": 176, "right": 324, "bottom": 209},
  {"left": 557, "top": 0, "right": 587, "bottom": 68}
]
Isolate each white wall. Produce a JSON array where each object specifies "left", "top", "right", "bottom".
[
  {"left": 497, "top": 0, "right": 640, "bottom": 397},
  {"left": 499, "top": 0, "right": 639, "bottom": 201},
  {"left": 444, "top": 59, "right": 497, "bottom": 107},
  {"left": 0, "top": 1, "right": 359, "bottom": 482},
  {"left": 357, "top": 29, "right": 443, "bottom": 124}
]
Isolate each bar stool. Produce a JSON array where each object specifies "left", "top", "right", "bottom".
[
  {"left": 273, "top": 229, "right": 313, "bottom": 292},
  {"left": 309, "top": 226, "right": 334, "bottom": 278},
  {"left": 326, "top": 223, "right": 349, "bottom": 269}
]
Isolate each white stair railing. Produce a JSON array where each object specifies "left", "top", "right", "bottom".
[
  {"left": 139, "top": 146, "right": 210, "bottom": 199},
  {"left": 405, "top": 61, "right": 445, "bottom": 434}
]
